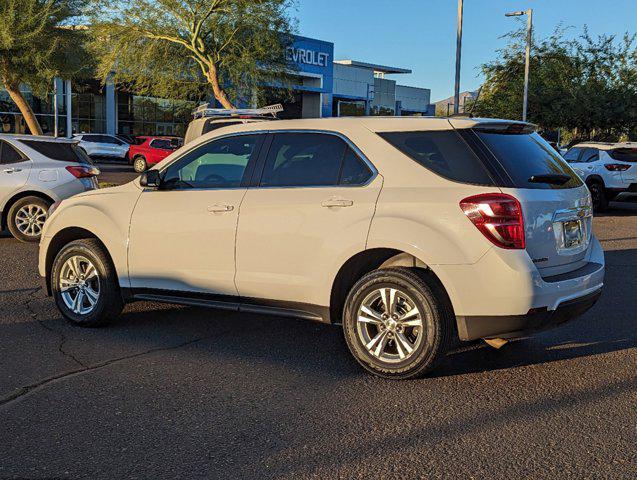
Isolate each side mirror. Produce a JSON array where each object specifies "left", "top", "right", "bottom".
[{"left": 140, "top": 169, "right": 161, "bottom": 188}]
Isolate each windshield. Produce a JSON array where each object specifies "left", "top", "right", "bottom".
[{"left": 474, "top": 131, "right": 582, "bottom": 189}]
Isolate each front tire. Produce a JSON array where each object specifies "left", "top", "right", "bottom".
[
  {"left": 51, "top": 239, "right": 124, "bottom": 327},
  {"left": 133, "top": 156, "right": 148, "bottom": 173},
  {"left": 342, "top": 268, "right": 454, "bottom": 379},
  {"left": 7, "top": 196, "right": 51, "bottom": 242}
]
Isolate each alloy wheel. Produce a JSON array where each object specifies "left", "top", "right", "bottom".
[
  {"left": 356, "top": 287, "right": 425, "bottom": 363},
  {"left": 15, "top": 204, "right": 47, "bottom": 238},
  {"left": 58, "top": 255, "right": 101, "bottom": 315}
]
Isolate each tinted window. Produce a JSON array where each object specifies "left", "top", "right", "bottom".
[
  {"left": 260, "top": 133, "right": 346, "bottom": 187},
  {"left": 563, "top": 148, "right": 582, "bottom": 162},
  {"left": 203, "top": 120, "right": 244, "bottom": 135},
  {"left": 150, "top": 139, "right": 176, "bottom": 150},
  {"left": 581, "top": 148, "right": 599, "bottom": 163},
  {"left": 476, "top": 131, "right": 582, "bottom": 189},
  {"left": 0, "top": 140, "right": 25, "bottom": 164},
  {"left": 609, "top": 148, "right": 637, "bottom": 162},
  {"left": 162, "top": 135, "right": 259, "bottom": 189},
  {"left": 81, "top": 135, "right": 98, "bottom": 143},
  {"left": 380, "top": 130, "right": 494, "bottom": 185},
  {"left": 340, "top": 147, "right": 373, "bottom": 185},
  {"left": 18, "top": 140, "right": 92, "bottom": 164}
]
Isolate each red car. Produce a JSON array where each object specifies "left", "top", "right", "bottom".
[{"left": 129, "top": 136, "right": 183, "bottom": 173}]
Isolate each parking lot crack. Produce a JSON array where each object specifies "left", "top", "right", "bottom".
[
  {"left": 22, "top": 287, "right": 88, "bottom": 369},
  {"left": 0, "top": 330, "right": 230, "bottom": 410}
]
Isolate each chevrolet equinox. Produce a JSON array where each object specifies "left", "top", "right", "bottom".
[{"left": 39, "top": 117, "right": 605, "bottom": 379}]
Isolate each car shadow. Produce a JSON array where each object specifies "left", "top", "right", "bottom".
[
  {"left": 596, "top": 199, "right": 637, "bottom": 217},
  {"left": 32, "top": 247, "right": 630, "bottom": 381}
]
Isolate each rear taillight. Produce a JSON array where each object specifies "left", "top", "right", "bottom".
[
  {"left": 604, "top": 164, "right": 631, "bottom": 171},
  {"left": 460, "top": 193, "right": 525, "bottom": 250},
  {"left": 66, "top": 165, "right": 100, "bottom": 178}
]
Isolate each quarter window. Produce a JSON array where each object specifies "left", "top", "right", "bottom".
[
  {"left": 0, "top": 140, "right": 25, "bottom": 164},
  {"left": 379, "top": 130, "right": 494, "bottom": 185},
  {"left": 162, "top": 135, "right": 260, "bottom": 189},
  {"left": 260, "top": 133, "right": 367, "bottom": 187}
]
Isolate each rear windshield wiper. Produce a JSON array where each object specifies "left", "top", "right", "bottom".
[{"left": 528, "top": 174, "right": 571, "bottom": 185}]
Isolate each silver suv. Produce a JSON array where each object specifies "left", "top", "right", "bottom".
[
  {"left": 39, "top": 118, "right": 604, "bottom": 378},
  {"left": 0, "top": 135, "right": 99, "bottom": 242}
]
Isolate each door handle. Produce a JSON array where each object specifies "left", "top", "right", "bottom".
[
  {"left": 3, "top": 168, "right": 21, "bottom": 173},
  {"left": 208, "top": 204, "right": 234, "bottom": 213},
  {"left": 321, "top": 197, "right": 354, "bottom": 208}
]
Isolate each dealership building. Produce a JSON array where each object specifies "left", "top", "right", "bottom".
[{"left": 0, "top": 35, "right": 434, "bottom": 137}]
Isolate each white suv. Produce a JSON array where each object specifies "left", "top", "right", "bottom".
[
  {"left": 74, "top": 134, "right": 130, "bottom": 160},
  {"left": 38, "top": 118, "right": 605, "bottom": 379},
  {"left": 564, "top": 142, "right": 637, "bottom": 211},
  {"left": 0, "top": 135, "right": 99, "bottom": 242}
]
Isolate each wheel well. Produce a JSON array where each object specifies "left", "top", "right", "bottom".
[
  {"left": 1, "top": 191, "right": 55, "bottom": 230},
  {"left": 329, "top": 249, "right": 446, "bottom": 324},
  {"left": 44, "top": 227, "right": 114, "bottom": 295},
  {"left": 586, "top": 175, "right": 604, "bottom": 186}
]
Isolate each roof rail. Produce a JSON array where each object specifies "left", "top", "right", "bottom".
[{"left": 192, "top": 103, "right": 284, "bottom": 119}]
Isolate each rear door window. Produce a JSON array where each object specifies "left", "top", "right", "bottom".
[
  {"left": 150, "top": 139, "right": 175, "bottom": 150},
  {"left": 0, "top": 140, "right": 26, "bottom": 164},
  {"left": 581, "top": 148, "right": 599, "bottom": 163},
  {"left": 563, "top": 148, "right": 583, "bottom": 163},
  {"left": 379, "top": 130, "right": 494, "bottom": 185},
  {"left": 474, "top": 131, "right": 582, "bottom": 189},
  {"left": 260, "top": 133, "right": 347, "bottom": 187}
]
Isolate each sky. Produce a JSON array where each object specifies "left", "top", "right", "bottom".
[{"left": 293, "top": 0, "right": 637, "bottom": 102}]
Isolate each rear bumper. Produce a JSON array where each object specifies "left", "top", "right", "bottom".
[{"left": 456, "top": 287, "right": 602, "bottom": 341}]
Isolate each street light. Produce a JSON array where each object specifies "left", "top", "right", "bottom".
[{"left": 505, "top": 9, "right": 533, "bottom": 122}]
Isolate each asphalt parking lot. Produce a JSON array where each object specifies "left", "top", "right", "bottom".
[{"left": 1, "top": 169, "right": 636, "bottom": 478}]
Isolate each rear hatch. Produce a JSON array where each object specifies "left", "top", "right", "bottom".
[{"left": 459, "top": 123, "right": 592, "bottom": 277}]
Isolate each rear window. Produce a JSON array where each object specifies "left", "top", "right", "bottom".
[
  {"left": 608, "top": 148, "right": 637, "bottom": 162},
  {"left": 379, "top": 130, "right": 494, "bottom": 185},
  {"left": 203, "top": 120, "right": 244, "bottom": 135},
  {"left": 19, "top": 140, "right": 93, "bottom": 164},
  {"left": 475, "top": 131, "right": 582, "bottom": 189}
]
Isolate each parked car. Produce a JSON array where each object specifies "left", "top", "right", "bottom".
[
  {"left": 39, "top": 117, "right": 604, "bottom": 379},
  {"left": 564, "top": 142, "right": 637, "bottom": 211},
  {"left": 0, "top": 135, "right": 99, "bottom": 242},
  {"left": 184, "top": 104, "right": 283, "bottom": 144},
  {"left": 129, "top": 136, "right": 183, "bottom": 173},
  {"left": 74, "top": 134, "right": 130, "bottom": 160}
]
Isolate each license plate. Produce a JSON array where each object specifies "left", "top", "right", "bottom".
[{"left": 563, "top": 220, "right": 583, "bottom": 248}]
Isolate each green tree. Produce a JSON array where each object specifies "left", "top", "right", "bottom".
[
  {"left": 91, "top": 0, "right": 296, "bottom": 109},
  {"left": 474, "top": 26, "right": 637, "bottom": 142},
  {"left": 0, "top": 0, "right": 89, "bottom": 134}
]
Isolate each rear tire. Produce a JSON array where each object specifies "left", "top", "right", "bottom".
[
  {"left": 133, "top": 156, "right": 148, "bottom": 173},
  {"left": 51, "top": 238, "right": 124, "bottom": 327},
  {"left": 7, "top": 196, "right": 51, "bottom": 242},
  {"left": 342, "top": 267, "right": 454, "bottom": 379},
  {"left": 587, "top": 180, "right": 608, "bottom": 212}
]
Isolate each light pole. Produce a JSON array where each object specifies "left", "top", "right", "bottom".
[
  {"left": 453, "top": 0, "right": 464, "bottom": 115},
  {"left": 505, "top": 9, "right": 533, "bottom": 122}
]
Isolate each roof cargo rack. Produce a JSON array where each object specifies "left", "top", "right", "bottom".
[{"left": 192, "top": 103, "right": 284, "bottom": 119}]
